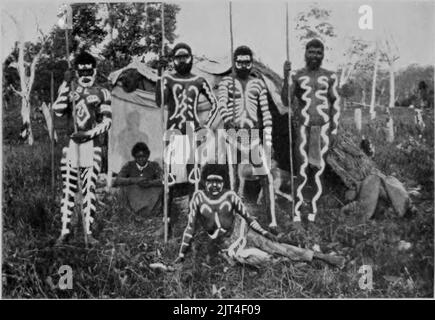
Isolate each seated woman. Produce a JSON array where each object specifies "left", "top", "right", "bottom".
[
  {"left": 112, "top": 142, "right": 162, "bottom": 217},
  {"left": 174, "top": 164, "right": 344, "bottom": 268}
]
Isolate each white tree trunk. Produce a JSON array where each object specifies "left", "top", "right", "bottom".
[
  {"left": 386, "top": 116, "right": 394, "bottom": 142},
  {"left": 389, "top": 61, "right": 395, "bottom": 108},
  {"left": 370, "top": 47, "right": 380, "bottom": 120},
  {"left": 7, "top": 11, "right": 45, "bottom": 145},
  {"left": 20, "top": 98, "right": 34, "bottom": 145}
]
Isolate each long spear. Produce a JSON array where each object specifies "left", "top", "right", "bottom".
[
  {"left": 286, "top": 2, "right": 295, "bottom": 220},
  {"left": 227, "top": 1, "right": 236, "bottom": 191},
  {"left": 50, "top": 71, "right": 55, "bottom": 196},
  {"left": 159, "top": 2, "right": 169, "bottom": 244},
  {"left": 229, "top": 2, "right": 236, "bottom": 125}
]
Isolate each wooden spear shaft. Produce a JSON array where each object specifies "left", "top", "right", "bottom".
[
  {"left": 227, "top": 1, "right": 236, "bottom": 192},
  {"left": 50, "top": 71, "right": 55, "bottom": 196},
  {"left": 286, "top": 2, "right": 295, "bottom": 219},
  {"left": 229, "top": 2, "right": 236, "bottom": 125},
  {"left": 160, "top": 3, "right": 169, "bottom": 244}
]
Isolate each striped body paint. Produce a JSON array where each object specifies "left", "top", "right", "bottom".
[
  {"left": 217, "top": 75, "right": 275, "bottom": 227},
  {"left": 178, "top": 190, "right": 270, "bottom": 257},
  {"left": 294, "top": 76, "right": 311, "bottom": 222},
  {"left": 159, "top": 74, "right": 218, "bottom": 133},
  {"left": 158, "top": 74, "right": 218, "bottom": 191},
  {"left": 290, "top": 68, "right": 340, "bottom": 222},
  {"left": 60, "top": 145, "right": 102, "bottom": 236},
  {"left": 54, "top": 81, "right": 112, "bottom": 237}
]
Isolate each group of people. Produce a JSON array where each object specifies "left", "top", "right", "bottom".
[{"left": 52, "top": 38, "right": 344, "bottom": 268}]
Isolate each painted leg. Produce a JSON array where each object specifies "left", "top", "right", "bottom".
[
  {"left": 187, "top": 137, "right": 200, "bottom": 192},
  {"left": 59, "top": 147, "right": 78, "bottom": 238},
  {"left": 294, "top": 126, "right": 309, "bottom": 222},
  {"left": 226, "top": 142, "right": 236, "bottom": 191},
  {"left": 237, "top": 164, "right": 245, "bottom": 198},
  {"left": 248, "top": 229, "right": 314, "bottom": 262},
  {"left": 81, "top": 147, "right": 101, "bottom": 244},
  {"left": 259, "top": 144, "right": 277, "bottom": 229},
  {"left": 309, "top": 124, "right": 329, "bottom": 222}
]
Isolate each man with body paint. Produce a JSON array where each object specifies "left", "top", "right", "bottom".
[
  {"left": 155, "top": 43, "right": 219, "bottom": 236},
  {"left": 281, "top": 39, "right": 340, "bottom": 223},
  {"left": 174, "top": 164, "right": 345, "bottom": 268},
  {"left": 216, "top": 45, "right": 277, "bottom": 230},
  {"left": 54, "top": 51, "right": 112, "bottom": 245}
]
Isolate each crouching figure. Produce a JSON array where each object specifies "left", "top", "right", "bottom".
[{"left": 174, "top": 164, "right": 345, "bottom": 268}]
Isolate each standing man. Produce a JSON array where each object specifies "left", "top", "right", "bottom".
[
  {"left": 156, "top": 42, "right": 219, "bottom": 236},
  {"left": 216, "top": 45, "right": 276, "bottom": 229},
  {"left": 281, "top": 39, "right": 340, "bottom": 223},
  {"left": 54, "top": 51, "right": 112, "bottom": 245}
]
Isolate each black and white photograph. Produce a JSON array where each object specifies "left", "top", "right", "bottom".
[{"left": 1, "top": 0, "right": 434, "bottom": 300}]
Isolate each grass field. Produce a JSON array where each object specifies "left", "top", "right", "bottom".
[{"left": 2, "top": 105, "right": 434, "bottom": 298}]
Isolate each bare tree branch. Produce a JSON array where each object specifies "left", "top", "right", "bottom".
[{"left": 9, "top": 84, "right": 24, "bottom": 97}]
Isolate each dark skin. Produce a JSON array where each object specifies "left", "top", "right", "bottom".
[
  {"left": 173, "top": 54, "right": 195, "bottom": 79},
  {"left": 234, "top": 56, "right": 254, "bottom": 89},
  {"left": 174, "top": 176, "right": 278, "bottom": 264},
  {"left": 224, "top": 55, "right": 255, "bottom": 129},
  {"left": 174, "top": 177, "right": 225, "bottom": 264},
  {"left": 282, "top": 45, "right": 337, "bottom": 148},
  {"left": 304, "top": 46, "right": 324, "bottom": 71}
]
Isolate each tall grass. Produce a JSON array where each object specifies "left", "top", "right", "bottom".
[{"left": 2, "top": 106, "right": 434, "bottom": 298}]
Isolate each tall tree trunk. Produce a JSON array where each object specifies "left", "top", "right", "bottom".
[
  {"left": 7, "top": 11, "right": 45, "bottom": 145},
  {"left": 370, "top": 47, "right": 380, "bottom": 120},
  {"left": 389, "top": 61, "right": 395, "bottom": 108},
  {"left": 20, "top": 97, "right": 34, "bottom": 145}
]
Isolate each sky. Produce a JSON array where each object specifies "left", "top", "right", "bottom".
[{"left": 1, "top": 0, "right": 434, "bottom": 74}]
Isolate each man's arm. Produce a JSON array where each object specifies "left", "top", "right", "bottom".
[
  {"left": 281, "top": 70, "right": 298, "bottom": 110},
  {"left": 281, "top": 61, "right": 291, "bottom": 107},
  {"left": 328, "top": 73, "right": 340, "bottom": 136},
  {"left": 177, "top": 193, "right": 200, "bottom": 260},
  {"left": 258, "top": 80, "right": 273, "bottom": 148},
  {"left": 84, "top": 88, "right": 112, "bottom": 140},
  {"left": 52, "top": 81, "right": 72, "bottom": 117},
  {"left": 137, "top": 162, "right": 163, "bottom": 188},
  {"left": 112, "top": 162, "right": 141, "bottom": 187},
  {"left": 200, "top": 79, "right": 219, "bottom": 128},
  {"left": 217, "top": 78, "right": 233, "bottom": 127},
  {"left": 155, "top": 77, "right": 168, "bottom": 108},
  {"left": 231, "top": 192, "right": 276, "bottom": 240}
]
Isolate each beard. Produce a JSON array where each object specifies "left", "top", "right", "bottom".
[
  {"left": 174, "top": 60, "right": 193, "bottom": 75},
  {"left": 306, "top": 57, "right": 322, "bottom": 70},
  {"left": 78, "top": 76, "right": 95, "bottom": 87},
  {"left": 235, "top": 67, "right": 251, "bottom": 79}
]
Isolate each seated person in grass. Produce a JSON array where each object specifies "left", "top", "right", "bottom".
[
  {"left": 174, "top": 164, "right": 345, "bottom": 268},
  {"left": 112, "top": 142, "right": 162, "bottom": 217}
]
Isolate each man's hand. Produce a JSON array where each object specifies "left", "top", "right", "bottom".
[
  {"left": 138, "top": 179, "right": 162, "bottom": 188},
  {"left": 283, "top": 60, "right": 291, "bottom": 77},
  {"left": 64, "top": 69, "right": 75, "bottom": 83},
  {"left": 70, "top": 131, "right": 90, "bottom": 144},
  {"left": 225, "top": 121, "right": 237, "bottom": 130}
]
